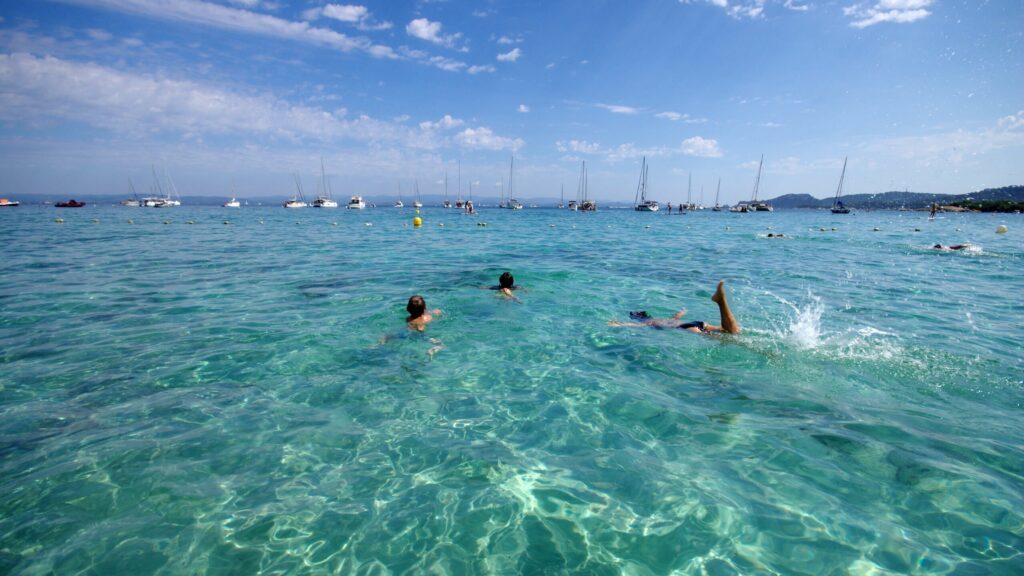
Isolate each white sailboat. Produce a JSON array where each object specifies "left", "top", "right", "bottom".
[
  {"left": 558, "top": 184, "right": 565, "bottom": 209},
  {"left": 284, "top": 174, "right": 308, "bottom": 208},
  {"left": 394, "top": 182, "right": 404, "bottom": 208},
  {"left": 578, "top": 160, "right": 596, "bottom": 212},
  {"left": 412, "top": 180, "right": 422, "bottom": 208},
  {"left": 121, "top": 178, "right": 141, "bottom": 207},
  {"left": 224, "top": 185, "right": 241, "bottom": 208},
  {"left": 443, "top": 172, "right": 452, "bottom": 208},
  {"left": 712, "top": 178, "right": 722, "bottom": 211},
  {"left": 504, "top": 155, "right": 523, "bottom": 209},
  {"left": 831, "top": 157, "right": 851, "bottom": 214},
  {"left": 313, "top": 158, "right": 339, "bottom": 208},
  {"left": 748, "top": 155, "right": 773, "bottom": 212},
  {"left": 634, "top": 157, "right": 659, "bottom": 211}
]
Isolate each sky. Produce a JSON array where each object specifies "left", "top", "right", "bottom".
[{"left": 0, "top": 0, "right": 1022, "bottom": 204}]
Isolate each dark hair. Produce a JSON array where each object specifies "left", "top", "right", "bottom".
[
  {"left": 629, "top": 310, "right": 651, "bottom": 320},
  {"left": 407, "top": 295, "right": 426, "bottom": 318},
  {"left": 499, "top": 272, "right": 514, "bottom": 289}
]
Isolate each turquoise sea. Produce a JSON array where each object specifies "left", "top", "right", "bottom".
[{"left": 1, "top": 205, "right": 1022, "bottom": 575}]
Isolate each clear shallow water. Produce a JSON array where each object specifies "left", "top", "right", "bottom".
[{"left": 1, "top": 205, "right": 1022, "bottom": 575}]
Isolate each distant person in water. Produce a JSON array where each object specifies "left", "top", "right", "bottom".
[
  {"left": 766, "top": 233, "right": 785, "bottom": 238},
  {"left": 667, "top": 202, "right": 673, "bottom": 214},
  {"left": 933, "top": 243, "right": 970, "bottom": 251},
  {"left": 406, "top": 295, "right": 441, "bottom": 331},
  {"left": 483, "top": 272, "right": 522, "bottom": 298},
  {"left": 609, "top": 281, "right": 741, "bottom": 334}
]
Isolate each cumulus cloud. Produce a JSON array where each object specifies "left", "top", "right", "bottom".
[
  {"left": 595, "top": 103, "right": 639, "bottom": 115},
  {"left": 0, "top": 53, "right": 524, "bottom": 152},
  {"left": 496, "top": 47, "right": 521, "bottom": 62},
  {"left": 455, "top": 127, "right": 524, "bottom": 151},
  {"left": 518, "top": 104, "right": 529, "bottom": 113},
  {"left": 319, "top": 4, "right": 392, "bottom": 31},
  {"left": 556, "top": 140, "right": 601, "bottom": 154},
  {"left": 406, "top": 18, "right": 462, "bottom": 49},
  {"left": 467, "top": 64, "right": 495, "bottom": 74},
  {"left": 678, "top": 136, "right": 723, "bottom": 157},
  {"left": 843, "top": 0, "right": 933, "bottom": 28}
]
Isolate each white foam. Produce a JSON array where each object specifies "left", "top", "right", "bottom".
[{"left": 787, "top": 292, "right": 824, "bottom": 350}]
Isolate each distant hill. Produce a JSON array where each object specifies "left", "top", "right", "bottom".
[{"left": 768, "top": 185, "right": 1024, "bottom": 209}]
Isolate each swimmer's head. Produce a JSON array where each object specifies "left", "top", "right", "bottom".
[
  {"left": 407, "top": 295, "right": 426, "bottom": 318},
  {"left": 629, "top": 310, "right": 651, "bottom": 320},
  {"left": 499, "top": 272, "right": 514, "bottom": 289},
  {"left": 933, "top": 244, "right": 943, "bottom": 249}
]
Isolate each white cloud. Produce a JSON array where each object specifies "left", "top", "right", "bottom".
[
  {"left": 0, "top": 53, "right": 524, "bottom": 153},
  {"left": 596, "top": 103, "right": 639, "bottom": 115},
  {"left": 680, "top": 0, "right": 767, "bottom": 19},
  {"left": 679, "top": 136, "right": 722, "bottom": 157},
  {"left": 59, "top": 0, "right": 396, "bottom": 58},
  {"left": 467, "top": 64, "right": 495, "bottom": 74},
  {"left": 783, "top": 0, "right": 810, "bottom": 12},
  {"left": 85, "top": 28, "right": 113, "bottom": 42},
  {"left": 545, "top": 62, "right": 556, "bottom": 69},
  {"left": 998, "top": 110, "right": 1024, "bottom": 131},
  {"left": 319, "top": 4, "right": 393, "bottom": 31},
  {"left": 556, "top": 140, "right": 601, "bottom": 154},
  {"left": 867, "top": 113, "right": 1024, "bottom": 164},
  {"left": 455, "top": 127, "right": 524, "bottom": 151},
  {"left": 518, "top": 104, "right": 530, "bottom": 113},
  {"left": 843, "top": 0, "right": 933, "bottom": 28},
  {"left": 761, "top": 121, "right": 782, "bottom": 128},
  {"left": 496, "top": 35, "right": 522, "bottom": 45},
  {"left": 406, "top": 18, "right": 462, "bottom": 49},
  {"left": 655, "top": 111, "right": 708, "bottom": 123},
  {"left": 496, "top": 47, "right": 521, "bottom": 62}
]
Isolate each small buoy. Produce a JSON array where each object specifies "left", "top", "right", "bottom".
[
  {"left": 996, "top": 224, "right": 1008, "bottom": 234},
  {"left": 258, "top": 220, "right": 264, "bottom": 224},
  {"left": 54, "top": 218, "right": 64, "bottom": 223},
  {"left": 223, "top": 220, "right": 229, "bottom": 225},
  {"left": 365, "top": 222, "right": 372, "bottom": 227},
  {"left": 914, "top": 228, "right": 921, "bottom": 232},
  {"left": 164, "top": 220, "right": 171, "bottom": 224},
  {"left": 725, "top": 226, "right": 731, "bottom": 230},
  {"left": 873, "top": 227, "right": 880, "bottom": 231},
  {"left": 644, "top": 225, "right": 651, "bottom": 229},
  {"left": 332, "top": 222, "right": 338, "bottom": 226},
  {"left": 127, "top": 219, "right": 133, "bottom": 224},
  {"left": 831, "top": 228, "right": 836, "bottom": 231},
  {"left": 819, "top": 227, "right": 827, "bottom": 231},
  {"left": 438, "top": 223, "right": 444, "bottom": 227},
  {"left": 413, "top": 216, "right": 422, "bottom": 227},
  {"left": 92, "top": 219, "right": 100, "bottom": 223},
  {"left": 187, "top": 220, "right": 195, "bottom": 225},
  {"left": 549, "top": 224, "right": 555, "bottom": 228}
]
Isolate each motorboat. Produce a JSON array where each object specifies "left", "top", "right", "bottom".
[
  {"left": 313, "top": 196, "right": 338, "bottom": 208},
  {"left": 347, "top": 195, "right": 366, "bottom": 209},
  {"left": 0, "top": 198, "right": 19, "bottom": 207},
  {"left": 224, "top": 197, "right": 241, "bottom": 208},
  {"left": 55, "top": 199, "right": 86, "bottom": 208}
]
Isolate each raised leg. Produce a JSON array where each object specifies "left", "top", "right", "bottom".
[{"left": 711, "top": 281, "right": 741, "bottom": 334}]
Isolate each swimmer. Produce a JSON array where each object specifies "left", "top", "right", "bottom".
[
  {"left": 406, "top": 295, "right": 441, "bottom": 331},
  {"left": 484, "top": 272, "right": 522, "bottom": 298},
  {"left": 766, "top": 233, "right": 785, "bottom": 238},
  {"left": 932, "top": 244, "right": 971, "bottom": 251},
  {"left": 609, "top": 280, "right": 741, "bottom": 334}
]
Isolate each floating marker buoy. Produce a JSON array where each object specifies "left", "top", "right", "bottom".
[
  {"left": 996, "top": 224, "right": 1008, "bottom": 234},
  {"left": 549, "top": 224, "right": 555, "bottom": 228},
  {"left": 92, "top": 219, "right": 100, "bottom": 223},
  {"left": 127, "top": 219, "right": 133, "bottom": 224},
  {"left": 258, "top": 220, "right": 264, "bottom": 224},
  {"left": 873, "top": 227, "right": 880, "bottom": 231},
  {"left": 223, "top": 220, "right": 229, "bottom": 225},
  {"left": 438, "top": 223, "right": 444, "bottom": 227},
  {"left": 54, "top": 218, "right": 64, "bottom": 223},
  {"left": 413, "top": 216, "right": 422, "bottom": 227},
  {"left": 187, "top": 220, "right": 195, "bottom": 225},
  {"left": 365, "top": 222, "right": 372, "bottom": 227},
  {"left": 332, "top": 222, "right": 338, "bottom": 226}
]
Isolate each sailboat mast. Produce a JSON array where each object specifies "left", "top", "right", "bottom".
[
  {"left": 752, "top": 155, "right": 764, "bottom": 202},
  {"left": 834, "top": 156, "right": 848, "bottom": 205},
  {"left": 687, "top": 172, "right": 692, "bottom": 205},
  {"left": 715, "top": 178, "right": 720, "bottom": 207}
]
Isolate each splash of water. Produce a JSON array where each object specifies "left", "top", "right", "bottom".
[{"left": 787, "top": 292, "right": 824, "bottom": 349}]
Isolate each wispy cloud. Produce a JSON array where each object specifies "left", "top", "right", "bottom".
[
  {"left": 866, "top": 112, "right": 1024, "bottom": 164},
  {"left": 496, "top": 47, "right": 521, "bottom": 62},
  {"left": 681, "top": 0, "right": 768, "bottom": 20},
  {"left": 56, "top": 0, "right": 394, "bottom": 57},
  {"left": 0, "top": 53, "right": 523, "bottom": 152},
  {"left": 595, "top": 103, "right": 639, "bottom": 115},
  {"left": 557, "top": 136, "right": 721, "bottom": 160},
  {"left": 406, "top": 17, "right": 462, "bottom": 49},
  {"left": 467, "top": 64, "right": 495, "bottom": 74},
  {"left": 843, "top": 0, "right": 933, "bottom": 29},
  {"left": 655, "top": 111, "right": 708, "bottom": 124},
  {"left": 518, "top": 104, "right": 530, "bottom": 113}
]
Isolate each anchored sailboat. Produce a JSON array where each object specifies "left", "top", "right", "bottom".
[
  {"left": 313, "top": 158, "right": 339, "bottom": 208},
  {"left": 634, "top": 156, "right": 659, "bottom": 211},
  {"left": 831, "top": 157, "right": 851, "bottom": 214},
  {"left": 712, "top": 178, "right": 722, "bottom": 211}
]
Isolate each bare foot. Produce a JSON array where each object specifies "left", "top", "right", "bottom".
[{"left": 711, "top": 280, "right": 726, "bottom": 305}]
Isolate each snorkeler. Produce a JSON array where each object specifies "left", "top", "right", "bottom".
[
  {"left": 932, "top": 244, "right": 971, "bottom": 251},
  {"left": 406, "top": 295, "right": 441, "bottom": 331},
  {"left": 609, "top": 281, "right": 741, "bottom": 334}
]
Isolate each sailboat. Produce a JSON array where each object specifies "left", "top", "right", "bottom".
[
  {"left": 224, "top": 185, "right": 241, "bottom": 208},
  {"left": 831, "top": 157, "right": 851, "bottom": 214},
  {"left": 504, "top": 155, "right": 523, "bottom": 209},
  {"left": 634, "top": 157, "right": 659, "bottom": 211},
  {"left": 412, "top": 180, "right": 422, "bottom": 208},
  {"left": 578, "top": 160, "right": 596, "bottom": 212},
  {"left": 558, "top": 184, "right": 565, "bottom": 209},
  {"left": 284, "top": 174, "right": 308, "bottom": 208},
  {"left": 443, "top": 172, "right": 452, "bottom": 208},
  {"left": 394, "top": 183, "right": 404, "bottom": 208},
  {"left": 748, "top": 155, "right": 773, "bottom": 212},
  {"left": 313, "top": 158, "right": 339, "bottom": 208},
  {"left": 455, "top": 161, "right": 464, "bottom": 208},
  {"left": 712, "top": 178, "right": 722, "bottom": 211},
  {"left": 121, "top": 178, "right": 141, "bottom": 207}
]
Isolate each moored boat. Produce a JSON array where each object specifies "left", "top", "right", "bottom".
[
  {"left": 55, "top": 199, "right": 86, "bottom": 208},
  {"left": 0, "top": 198, "right": 20, "bottom": 207}
]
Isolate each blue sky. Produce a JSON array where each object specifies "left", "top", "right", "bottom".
[{"left": 0, "top": 0, "right": 1021, "bottom": 204}]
